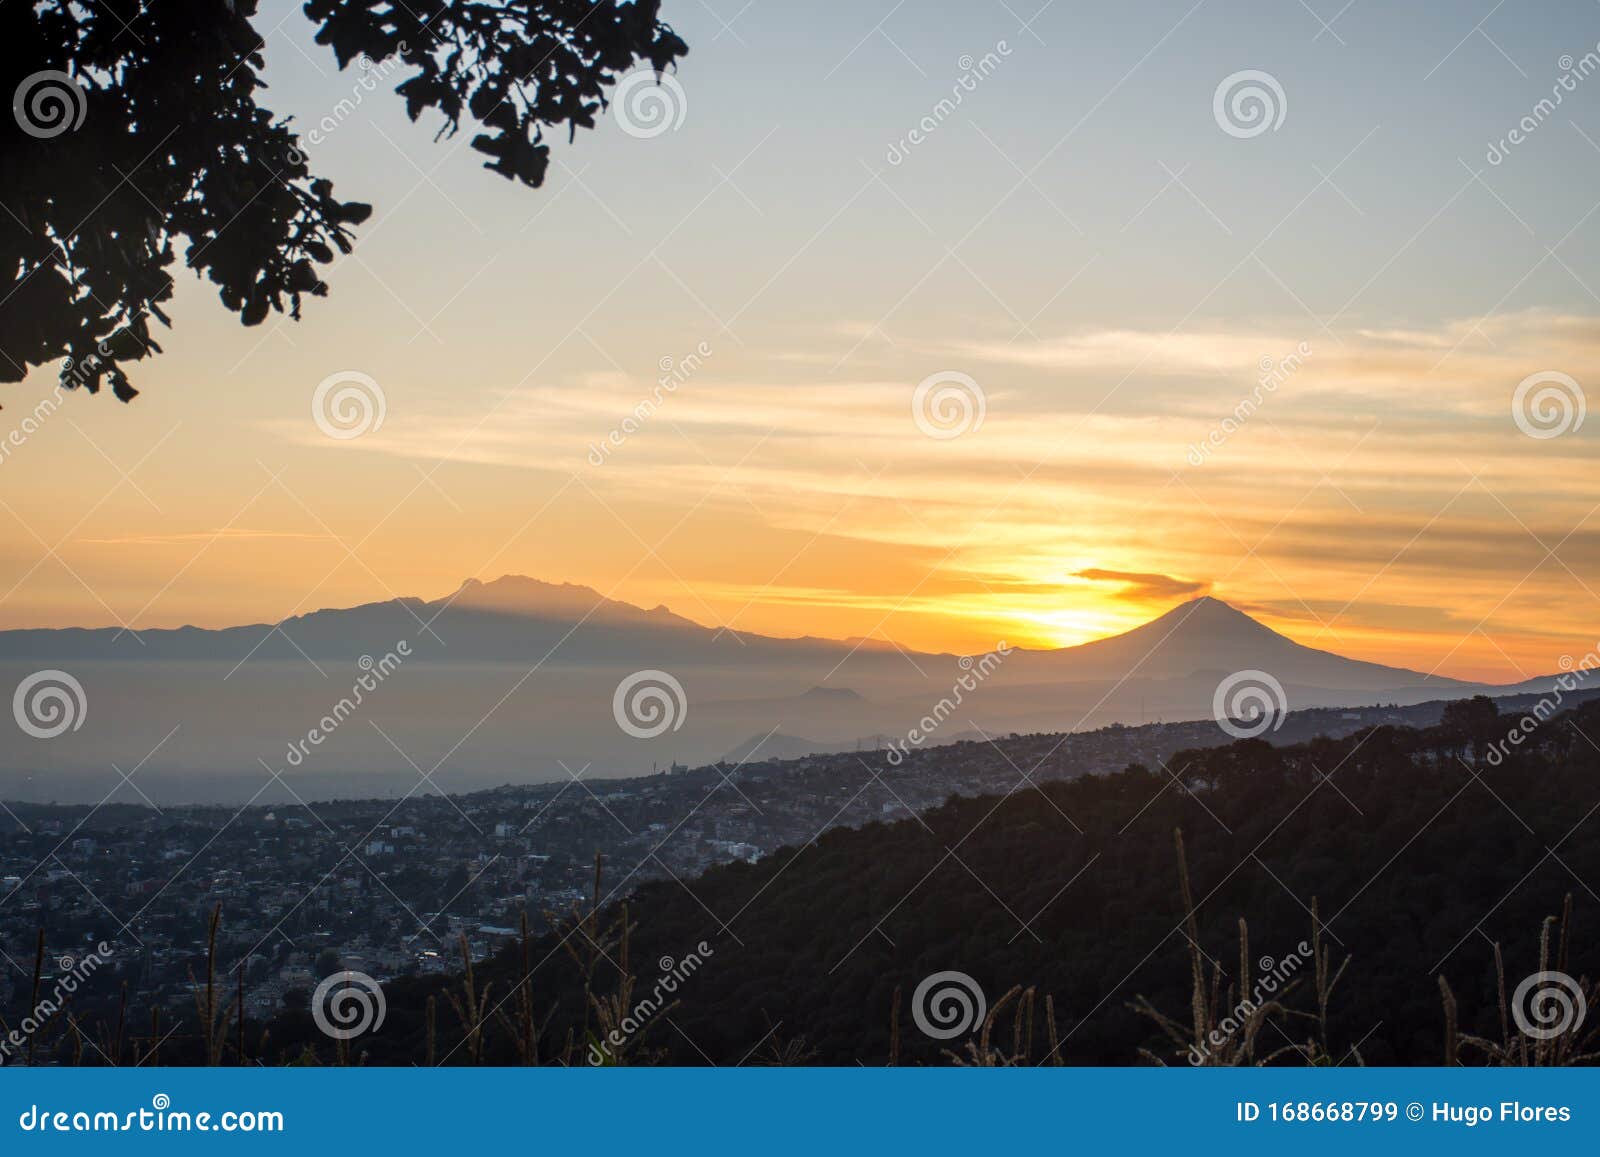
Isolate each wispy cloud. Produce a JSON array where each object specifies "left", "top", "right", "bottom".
[{"left": 1074, "top": 568, "right": 1212, "bottom": 602}]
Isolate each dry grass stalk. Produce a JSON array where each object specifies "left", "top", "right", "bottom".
[
  {"left": 888, "top": 984, "right": 901, "bottom": 1067},
  {"left": 443, "top": 932, "right": 493, "bottom": 1065},
  {"left": 1293, "top": 898, "right": 1355, "bottom": 1065},
  {"left": 746, "top": 1014, "right": 818, "bottom": 1065},
  {"left": 142, "top": 1007, "right": 161, "bottom": 1067},
  {"left": 187, "top": 903, "right": 235, "bottom": 1065},
  {"left": 1128, "top": 829, "right": 1307, "bottom": 1066},
  {"left": 585, "top": 902, "right": 674, "bottom": 1065},
  {"left": 27, "top": 928, "right": 44, "bottom": 1066},
  {"left": 945, "top": 984, "right": 1025, "bottom": 1066},
  {"left": 1442, "top": 893, "right": 1600, "bottom": 1066},
  {"left": 494, "top": 909, "right": 544, "bottom": 1065}
]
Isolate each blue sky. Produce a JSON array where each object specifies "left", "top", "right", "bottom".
[{"left": 7, "top": 0, "right": 1600, "bottom": 679}]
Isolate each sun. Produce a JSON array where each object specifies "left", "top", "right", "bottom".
[{"left": 987, "top": 604, "right": 1140, "bottom": 651}]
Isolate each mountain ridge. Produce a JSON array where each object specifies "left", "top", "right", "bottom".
[
  {"left": 0, "top": 576, "right": 1471, "bottom": 690},
  {"left": 0, "top": 576, "right": 1574, "bottom": 803}
]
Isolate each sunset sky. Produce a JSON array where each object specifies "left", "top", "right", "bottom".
[{"left": 5, "top": 0, "right": 1600, "bottom": 681}]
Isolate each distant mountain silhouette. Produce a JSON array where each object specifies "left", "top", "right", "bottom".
[
  {"left": 0, "top": 582, "right": 1462, "bottom": 692},
  {"left": 0, "top": 575, "right": 915, "bottom": 667},
  {"left": 0, "top": 577, "right": 1555, "bottom": 804},
  {"left": 444, "top": 575, "right": 715, "bottom": 633},
  {"left": 1022, "top": 595, "right": 1468, "bottom": 692}
]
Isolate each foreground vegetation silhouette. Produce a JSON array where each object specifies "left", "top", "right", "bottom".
[
  {"left": 7, "top": 696, "right": 1600, "bottom": 1065},
  {"left": 1, "top": 0, "right": 687, "bottom": 402}
]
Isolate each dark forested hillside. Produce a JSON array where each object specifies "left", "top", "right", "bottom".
[{"left": 246, "top": 695, "right": 1600, "bottom": 1067}]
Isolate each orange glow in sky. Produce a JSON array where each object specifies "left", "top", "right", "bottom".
[{"left": 5, "top": 7, "right": 1600, "bottom": 688}]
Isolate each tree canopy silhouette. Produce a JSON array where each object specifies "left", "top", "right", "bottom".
[{"left": 0, "top": 0, "right": 687, "bottom": 403}]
